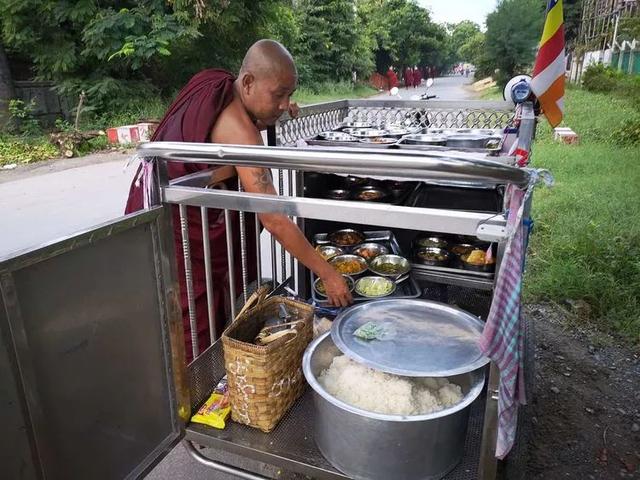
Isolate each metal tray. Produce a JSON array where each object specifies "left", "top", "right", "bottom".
[
  {"left": 412, "top": 263, "right": 495, "bottom": 279},
  {"left": 310, "top": 230, "right": 421, "bottom": 305},
  {"left": 306, "top": 136, "right": 396, "bottom": 149},
  {"left": 395, "top": 137, "right": 502, "bottom": 154}
]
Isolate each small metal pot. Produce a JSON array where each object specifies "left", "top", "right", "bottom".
[
  {"left": 402, "top": 134, "right": 447, "bottom": 146},
  {"left": 414, "top": 234, "right": 449, "bottom": 249},
  {"left": 352, "top": 243, "right": 389, "bottom": 262},
  {"left": 318, "top": 131, "right": 358, "bottom": 142},
  {"left": 449, "top": 244, "right": 476, "bottom": 268},
  {"left": 316, "top": 245, "right": 345, "bottom": 261},
  {"left": 460, "top": 250, "right": 496, "bottom": 273},
  {"left": 344, "top": 128, "right": 388, "bottom": 138},
  {"left": 352, "top": 186, "right": 389, "bottom": 202},
  {"left": 324, "top": 189, "right": 351, "bottom": 201},
  {"left": 329, "top": 254, "right": 369, "bottom": 276},
  {"left": 414, "top": 247, "right": 451, "bottom": 267},
  {"left": 369, "top": 254, "right": 411, "bottom": 277},
  {"left": 354, "top": 276, "right": 396, "bottom": 298},
  {"left": 445, "top": 134, "right": 493, "bottom": 149},
  {"left": 314, "top": 275, "right": 354, "bottom": 298},
  {"left": 303, "top": 332, "right": 486, "bottom": 480},
  {"left": 328, "top": 229, "right": 365, "bottom": 247}
]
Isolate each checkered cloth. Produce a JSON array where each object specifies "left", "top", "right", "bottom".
[{"left": 478, "top": 183, "right": 528, "bottom": 459}]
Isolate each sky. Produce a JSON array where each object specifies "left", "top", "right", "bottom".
[{"left": 417, "top": 0, "right": 499, "bottom": 28}]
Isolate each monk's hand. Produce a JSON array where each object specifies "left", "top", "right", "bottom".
[
  {"left": 321, "top": 269, "right": 353, "bottom": 308},
  {"left": 288, "top": 102, "right": 300, "bottom": 119}
]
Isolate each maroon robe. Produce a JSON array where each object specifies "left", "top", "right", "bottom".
[
  {"left": 404, "top": 67, "right": 413, "bottom": 88},
  {"left": 386, "top": 68, "right": 399, "bottom": 89},
  {"left": 413, "top": 68, "right": 422, "bottom": 87},
  {"left": 125, "top": 69, "right": 257, "bottom": 362}
]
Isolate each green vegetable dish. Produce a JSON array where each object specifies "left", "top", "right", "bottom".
[{"left": 355, "top": 277, "right": 394, "bottom": 298}]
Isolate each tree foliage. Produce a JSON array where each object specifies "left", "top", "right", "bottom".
[{"left": 484, "top": 0, "right": 545, "bottom": 85}]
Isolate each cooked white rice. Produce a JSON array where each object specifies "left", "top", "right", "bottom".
[{"left": 319, "top": 355, "right": 464, "bottom": 415}]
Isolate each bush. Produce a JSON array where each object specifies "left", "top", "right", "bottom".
[
  {"left": 0, "top": 135, "right": 58, "bottom": 165},
  {"left": 582, "top": 64, "right": 623, "bottom": 93},
  {"left": 610, "top": 116, "right": 640, "bottom": 146}
]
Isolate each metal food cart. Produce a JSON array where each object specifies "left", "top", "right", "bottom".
[{"left": 1, "top": 99, "right": 537, "bottom": 480}]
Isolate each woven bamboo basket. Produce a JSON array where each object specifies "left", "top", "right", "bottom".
[{"left": 221, "top": 294, "right": 314, "bottom": 432}]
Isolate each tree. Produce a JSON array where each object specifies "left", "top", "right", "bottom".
[
  {"left": 0, "top": 42, "right": 15, "bottom": 127},
  {"left": 448, "top": 21, "right": 482, "bottom": 61},
  {"left": 484, "top": 0, "right": 545, "bottom": 85},
  {"left": 295, "top": 0, "right": 374, "bottom": 85}
]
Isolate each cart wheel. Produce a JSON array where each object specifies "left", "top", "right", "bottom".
[{"left": 497, "top": 312, "right": 535, "bottom": 480}]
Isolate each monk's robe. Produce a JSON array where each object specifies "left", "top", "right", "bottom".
[
  {"left": 413, "top": 68, "right": 422, "bottom": 87},
  {"left": 125, "top": 69, "right": 257, "bottom": 362},
  {"left": 404, "top": 67, "right": 413, "bottom": 89},
  {"left": 386, "top": 69, "right": 399, "bottom": 89}
]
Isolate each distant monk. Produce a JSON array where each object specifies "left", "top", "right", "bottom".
[
  {"left": 404, "top": 66, "right": 413, "bottom": 89},
  {"left": 386, "top": 66, "right": 399, "bottom": 92},
  {"left": 125, "top": 40, "right": 352, "bottom": 361},
  {"left": 413, "top": 66, "right": 422, "bottom": 88}
]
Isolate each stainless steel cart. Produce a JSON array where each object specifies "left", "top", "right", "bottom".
[{"left": 1, "top": 99, "right": 537, "bottom": 480}]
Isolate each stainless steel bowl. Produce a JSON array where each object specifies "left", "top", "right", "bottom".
[
  {"left": 303, "top": 332, "right": 486, "bottom": 480},
  {"left": 344, "top": 128, "right": 389, "bottom": 138},
  {"left": 324, "top": 188, "right": 351, "bottom": 201},
  {"left": 445, "top": 134, "right": 493, "bottom": 149},
  {"left": 328, "top": 229, "right": 365, "bottom": 247},
  {"left": 369, "top": 254, "right": 411, "bottom": 277},
  {"left": 318, "top": 131, "right": 358, "bottom": 142},
  {"left": 314, "top": 275, "right": 354, "bottom": 298},
  {"left": 414, "top": 235, "right": 449, "bottom": 249},
  {"left": 316, "top": 245, "right": 345, "bottom": 261},
  {"left": 382, "top": 127, "right": 412, "bottom": 137},
  {"left": 352, "top": 186, "right": 389, "bottom": 202},
  {"left": 354, "top": 276, "right": 396, "bottom": 298},
  {"left": 414, "top": 247, "right": 451, "bottom": 267},
  {"left": 329, "top": 254, "right": 369, "bottom": 276},
  {"left": 401, "top": 134, "right": 447, "bottom": 146},
  {"left": 352, "top": 243, "right": 389, "bottom": 262}
]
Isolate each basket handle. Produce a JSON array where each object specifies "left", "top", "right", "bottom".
[{"left": 234, "top": 284, "right": 271, "bottom": 322}]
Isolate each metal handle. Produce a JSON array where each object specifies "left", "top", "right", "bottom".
[
  {"left": 138, "top": 141, "right": 530, "bottom": 187},
  {"left": 183, "top": 441, "right": 270, "bottom": 480}
]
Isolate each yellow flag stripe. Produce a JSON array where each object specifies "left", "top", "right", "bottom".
[{"left": 540, "top": 0, "right": 564, "bottom": 45}]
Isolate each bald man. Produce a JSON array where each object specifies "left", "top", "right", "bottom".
[{"left": 125, "top": 40, "right": 352, "bottom": 360}]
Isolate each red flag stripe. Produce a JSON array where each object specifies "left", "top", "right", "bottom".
[{"left": 533, "top": 26, "right": 565, "bottom": 76}]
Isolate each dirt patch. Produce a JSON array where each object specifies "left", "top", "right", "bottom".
[{"left": 525, "top": 302, "right": 640, "bottom": 479}]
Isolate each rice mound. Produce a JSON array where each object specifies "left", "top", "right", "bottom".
[{"left": 319, "top": 355, "right": 464, "bottom": 415}]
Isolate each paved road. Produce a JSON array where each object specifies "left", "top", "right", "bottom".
[
  {"left": 0, "top": 75, "right": 476, "bottom": 478},
  {"left": 372, "top": 74, "right": 476, "bottom": 101}
]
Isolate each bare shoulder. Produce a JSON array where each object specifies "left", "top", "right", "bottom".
[{"left": 211, "top": 98, "right": 263, "bottom": 145}]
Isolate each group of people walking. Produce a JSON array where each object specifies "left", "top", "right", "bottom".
[{"left": 385, "top": 65, "right": 436, "bottom": 92}]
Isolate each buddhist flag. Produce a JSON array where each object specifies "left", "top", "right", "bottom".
[{"left": 530, "top": 0, "right": 565, "bottom": 127}]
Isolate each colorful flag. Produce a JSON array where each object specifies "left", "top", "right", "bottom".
[{"left": 530, "top": 0, "right": 565, "bottom": 127}]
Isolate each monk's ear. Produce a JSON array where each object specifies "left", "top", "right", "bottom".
[{"left": 241, "top": 73, "right": 255, "bottom": 94}]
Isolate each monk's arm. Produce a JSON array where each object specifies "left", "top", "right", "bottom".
[{"left": 235, "top": 166, "right": 340, "bottom": 287}]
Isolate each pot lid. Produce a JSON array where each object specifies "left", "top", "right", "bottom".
[{"left": 331, "top": 299, "right": 489, "bottom": 377}]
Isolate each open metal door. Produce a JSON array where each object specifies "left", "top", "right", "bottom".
[{"left": 0, "top": 207, "right": 189, "bottom": 480}]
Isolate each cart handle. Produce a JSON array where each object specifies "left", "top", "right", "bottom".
[{"left": 183, "top": 440, "right": 271, "bottom": 480}]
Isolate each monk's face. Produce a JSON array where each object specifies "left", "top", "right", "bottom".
[{"left": 241, "top": 71, "right": 297, "bottom": 125}]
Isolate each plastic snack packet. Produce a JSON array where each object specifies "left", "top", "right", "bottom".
[{"left": 190, "top": 376, "right": 231, "bottom": 429}]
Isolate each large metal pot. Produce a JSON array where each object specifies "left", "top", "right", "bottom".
[{"left": 303, "top": 332, "right": 486, "bottom": 480}]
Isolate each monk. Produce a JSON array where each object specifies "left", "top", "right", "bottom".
[
  {"left": 385, "top": 66, "right": 399, "bottom": 92},
  {"left": 125, "top": 39, "right": 352, "bottom": 361},
  {"left": 413, "top": 66, "right": 422, "bottom": 88},
  {"left": 404, "top": 66, "right": 413, "bottom": 89}
]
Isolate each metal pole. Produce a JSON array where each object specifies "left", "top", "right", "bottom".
[
  {"left": 179, "top": 204, "right": 199, "bottom": 359},
  {"left": 288, "top": 168, "right": 296, "bottom": 290},
  {"left": 184, "top": 441, "right": 270, "bottom": 480},
  {"left": 238, "top": 183, "right": 249, "bottom": 304},
  {"left": 255, "top": 214, "right": 262, "bottom": 287},
  {"left": 201, "top": 207, "right": 217, "bottom": 344},
  {"left": 278, "top": 169, "right": 286, "bottom": 282},
  {"left": 267, "top": 125, "right": 279, "bottom": 291},
  {"left": 224, "top": 210, "right": 237, "bottom": 321}
]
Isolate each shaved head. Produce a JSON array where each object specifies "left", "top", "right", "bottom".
[
  {"left": 240, "top": 39, "right": 297, "bottom": 80},
  {"left": 236, "top": 39, "right": 298, "bottom": 125}
]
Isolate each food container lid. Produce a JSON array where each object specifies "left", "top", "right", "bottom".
[{"left": 331, "top": 299, "right": 489, "bottom": 377}]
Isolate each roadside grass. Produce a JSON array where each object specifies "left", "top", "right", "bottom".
[
  {"left": 479, "top": 85, "right": 503, "bottom": 100},
  {"left": 525, "top": 87, "right": 640, "bottom": 343},
  {"left": 293, "top": 82, "right": 377, "bottom": 105}
]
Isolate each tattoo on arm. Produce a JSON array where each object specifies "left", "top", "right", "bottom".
[{"left": 251, "top": 168, "right": 273, "bottom": 193}]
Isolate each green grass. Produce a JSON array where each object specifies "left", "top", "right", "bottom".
[
  {"left": 0, "top": 135, "right": 59, "bottom": 166},
  {"left": 524, "top": 87, "right": 640, "bottom": 343},
  {"left": 479, "top": 85, "right": 503, "bottom": 100},
  {"left": 293, "top": 82, "right": 377, "bottom": 105}
]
